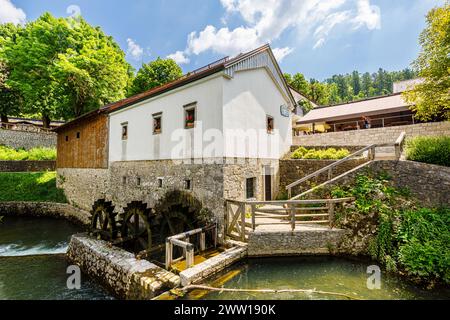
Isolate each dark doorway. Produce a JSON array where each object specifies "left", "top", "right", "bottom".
[{"left": 265, "top": 174, "right": 272, "bottom": 201}]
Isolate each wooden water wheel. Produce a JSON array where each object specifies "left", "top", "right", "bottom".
[
  {"left": 120, "top": 201, "right": 154, "bottom": 255},
  {"left": 90, "top": 199, "right": 117, "bottom": 240}
]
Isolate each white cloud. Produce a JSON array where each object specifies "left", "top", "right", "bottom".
[
  {"left": 313, "top": 38, "right": 325, "bottom": 50},
  {"left": 126, "top": 38, "right": 144, "bottom": 61},
  {"left": 352, "top": 0, "right": 381, "bottom": 30},
  {"left": 176, "top": 0, "right": 381, "bottom": 61},
  {"left": 0, "top": 0, "right": 26, "bottom": 24},
  {"left": 272, "top": 47, "right": 293, "bottom": 62},
  {"left": 167, "top": 51, "right": 190, "bottom": 64}
]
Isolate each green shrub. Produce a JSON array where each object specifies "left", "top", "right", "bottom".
[
  {"left": 0, "top": 145, "right": 57, "bottom": 161},
  {"left": 291, "top": 147, "right": 350, "bottom": 160},
  {"left": 406, "top": 136, "right": 450, "bottom": 167},
  {"left": 0, "top": 172, "right": 67, "bottom": 203},
  {"left": 330, "top": 172, "right": 450, "bottom": 285}
]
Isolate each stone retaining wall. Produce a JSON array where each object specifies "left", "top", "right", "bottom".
[
  {"left": 279, "top": 158, "right": 368, "bottom": 196},
  {"left": 0, "top": 128, "right": 56, "bottom": 150},
  {"left": 248, "top": 225, "right": 350, "bottom": 256},
  {"left": 293, "top": 122, "right": 450, "bottom": 146},
  {"left": 67, "top": 234, "right": 180, "bottom": 299},
  {"left": 317, "top": 160, "right": 450, "bottom": 206},
  {"left": 0, "top": 160, "right": 56, "bottom": 172},
  {"left": 0, "top": 201, "right": 90, "bottom": 226}
]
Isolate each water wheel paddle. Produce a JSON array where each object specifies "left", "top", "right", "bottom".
[
  {"left": 120, "top": 201, "right": 154, "bottom": 254},
  {"left": 90, "top": 199, "right": 117, "bottom": 240}
]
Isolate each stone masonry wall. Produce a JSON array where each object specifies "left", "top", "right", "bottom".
[
  {"left": 293, "top": 122, "right": 450, "bottom": 146},
  {"left": 0, "top": 201, "right": 91, "bottom": 226},
  {"left": 0, "top": 129, "right": 56, "bottom": 150},
  {"left": 318, "top": 160, "right": 450, "bottom": 206},
  {"left": 248, "top": 226, "right": 350, "bottom": 256},
  {"left": 0, "top": 160, "right": 56, "bottom": 172},
  {"left": 57, "top": 168, "right": 109, "bottom": 212},
  {"left": 223, "top": 159, "right": 280, "bottom": 201},
  {"left": 108, "top": 161, "right": 224, "bottom": 222},
  {"left": 279, "top": 158, "right": 368, "bottom": 196},
  {"left": 67, "top": 234, "right": 180, "bottom": 299}
]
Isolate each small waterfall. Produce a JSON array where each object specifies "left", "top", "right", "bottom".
[{"left": 0, "top": 241, "right": 68, "bottom": 257}]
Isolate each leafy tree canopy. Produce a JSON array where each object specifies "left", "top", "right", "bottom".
[
  {"left": 0, "top": 23, "right": 23, "bottom": 123},
  {"left": 403, "top": 2, "right": 450, "bottom": 121},
  {"left": 128, "top": 58, "right": 183, "bottom": 97},
  {"left": 285, "top": 67, "right": 416, "bottom": 109},
  {"left": 1, "top": 13, "right": 132, "bottom": 126}
]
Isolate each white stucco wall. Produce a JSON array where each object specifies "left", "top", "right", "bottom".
[
  {"left": 108, "top": 74, "right": 224, "bottom": 162},
  {"left": 108, "top": 67, "right": 293, "bottom": 163},
  {"left": 222, "top": 68, "right": 293, "bottom": 159}
]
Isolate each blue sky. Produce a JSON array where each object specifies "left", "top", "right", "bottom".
[{"left": 1, "top": 0, "right": 444, "bottom": 80}]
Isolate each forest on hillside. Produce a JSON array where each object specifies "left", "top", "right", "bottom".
[{"left": 284, "top": 68, "right": 417, "bottom": 108}]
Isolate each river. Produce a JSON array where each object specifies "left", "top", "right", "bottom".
[
  {"left": 1, "top": 216, "right": 448, "bottom": 300},
  {"left": 0, "top": 216, "right": 112, "bottom": 300}
]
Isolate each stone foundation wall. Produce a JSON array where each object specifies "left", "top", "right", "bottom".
[
  {"left": 293, "top": 122, "right": 450, "bottom": 146},
  {"left": 223, "top": 159, "right": 280, "bottom": 201},
  {"left": 279, "top": 158, "right": 368, "bottom": 196},
  {"left": 67, "top": 234, "right": 180, "bottom": 299},
  {"left": 108, "top": 161, "right": 225, "bottom": 222},
  {"left": 0, "top": 129, "right": 56, "bottom": 150},
  {"left": 320, "top": 160, "right": 450, "bottom": 206},
  {"left": 248, "top": 226, "right": 350, "bottom": 256},
  {"left": 57, "top": 168, "right": 109, "bottom": 212},
  {"left": 0, "top": 160, "right": 56, "bottom": 172},
  {"left": 0, "top": 201, "right": 90, "bottom": 226}
]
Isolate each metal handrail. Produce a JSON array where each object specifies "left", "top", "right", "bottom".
[
  {"left": 286, "top": 132, "right": 406, "bottom": 200},
  {"left": 286, "top": 144, "right": 376, "bottom": 197}
]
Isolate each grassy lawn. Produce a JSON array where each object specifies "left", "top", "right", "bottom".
[{"left": 0, "top": 172, "right": 67, "bottom": 203}]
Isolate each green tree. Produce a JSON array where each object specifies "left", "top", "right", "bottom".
[
  {"left": 351, "top": 70, "right": 361, "bottom": 96},
  {"left": 1, "top": 13, "right": 131, "bottom": 127},
  {"left": 403, "top": 2, "right": 450, "bottom": 121},
  {"left": 0, "top": 23, "right": 23, "bottom": 124},
  {"left": 128, "top": 58, "right": 183, "bottom": 96}
]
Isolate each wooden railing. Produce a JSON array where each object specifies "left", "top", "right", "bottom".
[
  {"left": 225, "top": 198, "right": 354, "bottom": 239},
  {"left": 286, "top": 145, "right": 376, "bottom": 200},
  {"left": 165, "top": 224, "right": 217, "bottom": 270}
]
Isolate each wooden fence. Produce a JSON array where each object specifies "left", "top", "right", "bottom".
[{"left": 225, "top": 198, "right": 354, "bottom": 241}]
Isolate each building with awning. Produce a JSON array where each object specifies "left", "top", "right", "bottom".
[{"left": 296, "top": 92, "right": 416, "bottom": 133}]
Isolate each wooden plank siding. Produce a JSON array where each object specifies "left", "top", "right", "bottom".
[{"left": 56, "top": 114, "right": 108, "bottom": 169}]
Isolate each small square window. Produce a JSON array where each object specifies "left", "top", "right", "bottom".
[
  {"left": 153, "top": 113, "right": 162, "bottom": 135},
  {"left": 184, "top": 104, "right": 196, "bottom": 129},
  {"left": 65, "top": 136, "right": 69, "bottom": 142},
  {"left": 246, "top": 177, "right": 256, "bottom": 199},
  {"left": 158, "top": 178, "right": 163, "bottom": 188},
  {"left": 121, "top": 124, "right": 128, "bottom": 140},
  {"left": 76, "top": 132, "right": 80, "bottom": 139},
  {"left": 267, "top": 116, "right": 274, "bottom": 134},
  {"left": 185, "top": 179, "right": 192, "bottom": 190},
  {"left": 137, "top": 177, "right": 141, "bottom": 186}
]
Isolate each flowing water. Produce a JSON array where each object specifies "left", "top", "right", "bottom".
[
  {"left": 0, "top": 216, "right": 113, "bottom": 300},
  {"left": 1, "top": 216, "right": 449, "bottom": 300},
  {"left": 196, "top": 257, "right": 450, "bottom": 300}
]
